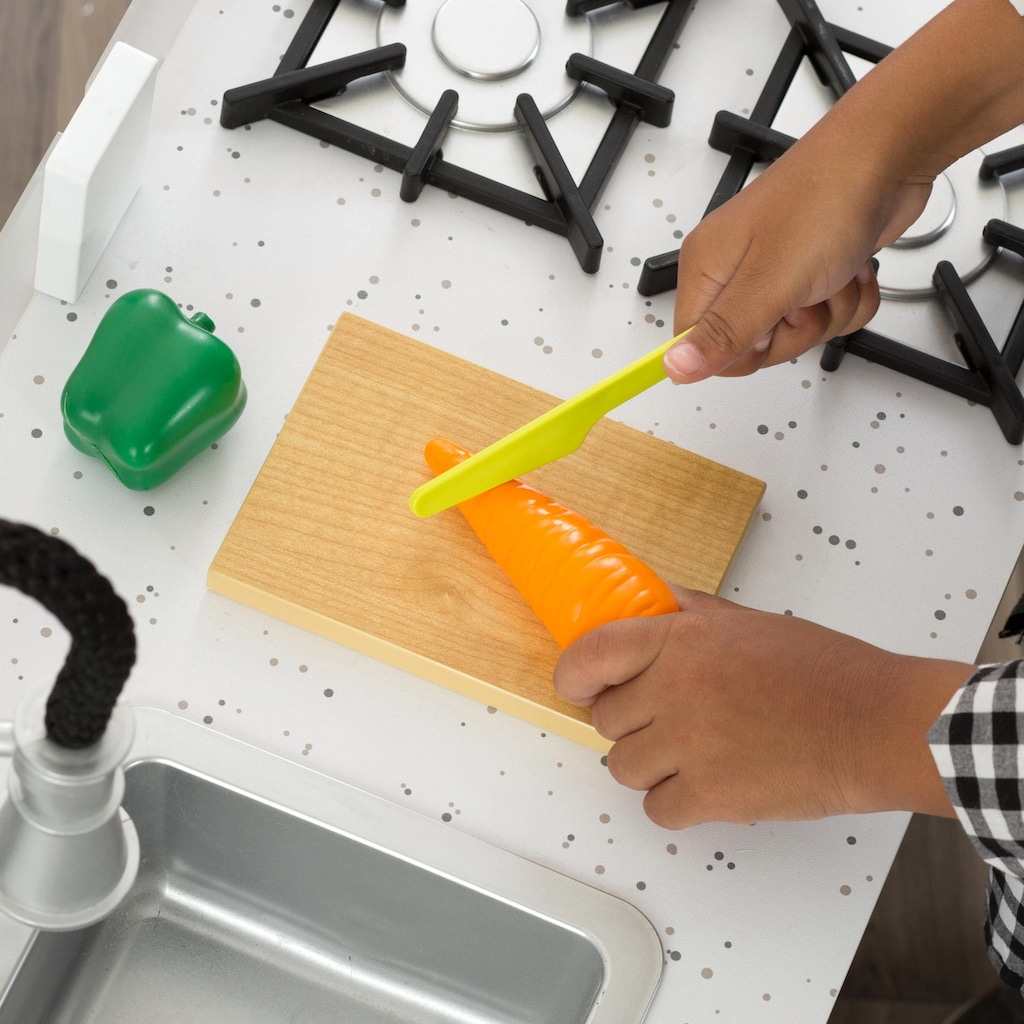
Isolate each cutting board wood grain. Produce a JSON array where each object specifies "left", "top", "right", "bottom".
[{"left": 208, "top": 314, "right": 765, "bottom": 751}]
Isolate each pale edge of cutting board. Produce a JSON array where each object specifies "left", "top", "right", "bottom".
[{"left": 207, "top": 313, "right": 766, "bottom": 753}]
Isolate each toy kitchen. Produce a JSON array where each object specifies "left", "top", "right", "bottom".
[{"left": 1, "top": 0, "right": 1023, "bottom": 1021}]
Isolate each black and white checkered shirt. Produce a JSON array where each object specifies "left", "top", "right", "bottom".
[{"left": 929, "top": 660, "right": 1024, "bottom": 990}]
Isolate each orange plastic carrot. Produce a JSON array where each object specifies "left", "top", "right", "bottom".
[{"left": 425, "top": 437, "right": 679, "bottom": 648}]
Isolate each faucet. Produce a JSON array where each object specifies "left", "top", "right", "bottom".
[{"left": 0, "top": 519, "right": 139, "bottom": 930}]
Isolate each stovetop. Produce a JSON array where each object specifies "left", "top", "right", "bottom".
[{"left": 217, "top": 0, "right": 1024, "bottom": 442}]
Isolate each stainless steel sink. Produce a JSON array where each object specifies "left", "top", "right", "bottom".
[{"left": 0, "top": 709, "right": 662, "bottom": 1023}]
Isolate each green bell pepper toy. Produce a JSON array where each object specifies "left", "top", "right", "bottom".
[{"left": 61, "top": 289, "right": 247, "bottom": 490}]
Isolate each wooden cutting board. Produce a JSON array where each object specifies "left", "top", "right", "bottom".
[{"left": 208, "top": 314, "right": 765, "bottom": 751}]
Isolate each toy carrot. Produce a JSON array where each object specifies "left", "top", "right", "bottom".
[{"left": 425, "top": 437, "right": 679, "bottom": 648}]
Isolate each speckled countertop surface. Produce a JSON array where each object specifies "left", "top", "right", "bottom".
[{"left": 1, "top": 0, "right": 1023, "bottom": 1019}]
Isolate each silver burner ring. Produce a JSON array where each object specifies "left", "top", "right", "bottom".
[
  {"left": 378, "top": 1, "right": 593, "bottom": 133},
  {"left": 877, "top": 148, "right": 1007, "bottom": 301},
  {"left": 432, "top": 0, "right": 541, "bottom": 82},
  {"left": 889, "top": 172, "right": 956, "bottom": 249}
]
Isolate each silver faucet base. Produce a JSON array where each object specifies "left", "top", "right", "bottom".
[{"left": 0, "top": 682, "right": 139, "bottom": 931}]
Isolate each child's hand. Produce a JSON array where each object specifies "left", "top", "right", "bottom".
[
  {"left": 553, "top": 586, "right": 969, "bottom": 830},
  {"left": 662, "top": 0, "right": 1024, "bottom": 384},
  {"left": 664, "top": 118, "right": 928, "bottom": 383}
]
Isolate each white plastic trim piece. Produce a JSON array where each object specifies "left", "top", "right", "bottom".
[
  {"left": 1009, "top": 0, "right": 1024, "bottom": 14},
  {"left": 34, "top": 42, "right": 159, "bottom": 304}
]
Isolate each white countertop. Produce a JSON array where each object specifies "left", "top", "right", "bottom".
[{"left": 1, "top": 0, "right": 1023, "bottom": 1019}]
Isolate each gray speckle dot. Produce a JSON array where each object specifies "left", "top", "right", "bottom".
[
  {"left": 143, "top": 506, "right": 155, "bottom": 516},
  {"left": 250, "top": 298, "right": 261, "bottom": 307},
  {"left": 840, "top": 884, "right": 852, "bottom": 895},
  {"left": 30, "top": 428, "right": 42, "bottom": 438},
  {"left": 66, "top": 312, "right": 78, "bottom": 322},
  {"left": 935, "top": 610, "right": 946, "bottom": 620},
  {"left": 757, "top": 424, "right": 769, "bottom": 435},
  {"left": 953, "top": 505, "right": 964, "bottom": 516},
  {"left": 701, "top": 967, "right": 713, "bottom": 979}
]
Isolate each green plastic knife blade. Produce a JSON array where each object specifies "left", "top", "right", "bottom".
[{"left": 409, "top": 328, "right": 692, "bottom": 517}]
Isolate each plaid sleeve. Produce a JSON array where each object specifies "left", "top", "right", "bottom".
[{"left": 928, "top": 660, "right": 1024, "bottom": 990}]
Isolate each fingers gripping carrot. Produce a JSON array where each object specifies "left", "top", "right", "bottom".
[{"left": 424, "top": 437, "right": 679, "bottom": 648}]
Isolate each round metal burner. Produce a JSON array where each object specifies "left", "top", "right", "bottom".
[
  {"left": 377, "top": 1, "right": 593, "bottom": 133},
  {"left": 876, "top": 149, "right": 1007, "bottom": 301},
  {"left": 432, "top": 0, "right": 540, "bottom": 82},
  {"left": 889, "top": 173, "right": 956, "bottom": 249}
]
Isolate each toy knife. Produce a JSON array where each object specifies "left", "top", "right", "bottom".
[{"left": 409, "top": 327, "right": 693, "bottom": 518}]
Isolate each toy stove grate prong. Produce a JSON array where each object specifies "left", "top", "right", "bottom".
[
  {"left": 636, "top": 0, "right": 1024, "bottom": 444},
  {"left": 219, "top": 0, "right": 696, "bottom": 274}
]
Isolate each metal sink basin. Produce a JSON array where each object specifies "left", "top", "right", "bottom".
[{"left": 0, "top": 709, "right": 662, "bottom": 1023}]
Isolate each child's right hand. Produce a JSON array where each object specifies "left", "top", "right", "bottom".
[{"left": 662, "top": 0, "right": 1024, "bottom": 385}]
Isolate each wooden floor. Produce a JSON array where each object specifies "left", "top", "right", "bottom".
[{"left": 2, "top": 2, "right": 1023, "bottom": 1020}]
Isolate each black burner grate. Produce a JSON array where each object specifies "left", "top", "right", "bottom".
[
  {"left": 636, "top": 0, "right": 1024, "bottom": 443},
  {"left": 220, "top": 0, "right": 696, "bottom": 274}
]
